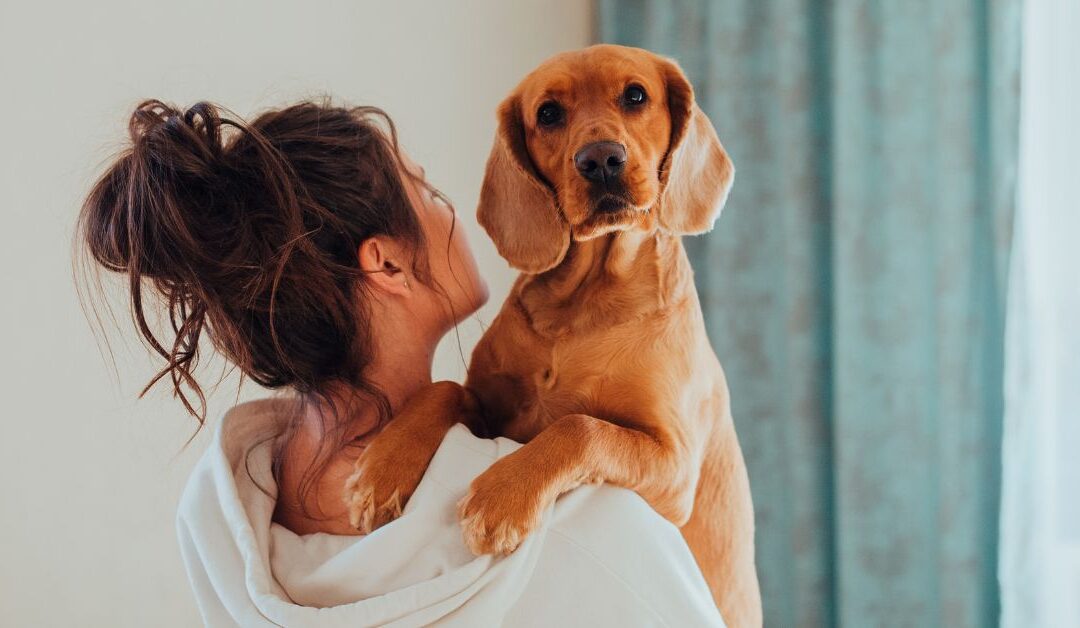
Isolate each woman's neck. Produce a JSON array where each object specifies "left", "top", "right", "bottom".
[
  {"left": 271, "top": 305, "right": 442, "bottom": 533},
  {"left": 367, "top": 327, "right": 437, "bottom": 416},
  {"left": 310, "top": 312, "right": 439, "bottom": 442}
]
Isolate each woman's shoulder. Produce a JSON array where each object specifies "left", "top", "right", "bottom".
[
  {"left": 213, "top": 397, "right": 296, "bottom": 456},
  {"left": 177, "top": 413, "right": 723, "bottom": 626},
  {"left": 258, "top": 398, "right": 368, "bottom": 536},
  {"left": 178, "top": 396, "right": 303, "bottom": 526}
]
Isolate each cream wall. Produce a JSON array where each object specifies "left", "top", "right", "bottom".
[{"left": 0, "top": 2, "right": 591, "bottom": 625}]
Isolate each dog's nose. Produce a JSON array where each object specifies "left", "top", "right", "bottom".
[{"left": 574, "top": 141, "right": 627, "bottom": 183}]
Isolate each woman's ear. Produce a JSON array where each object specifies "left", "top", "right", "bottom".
[
  {"left": 476, "top": 92, "right": 570, "bottom": 274},
  {"left": 358, "top": 236, "right": 411, "bottom": 297},
  {"left": 655, "top": 57, "right": 735, "bottom": 235}
]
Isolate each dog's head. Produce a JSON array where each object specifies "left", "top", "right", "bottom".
[{"left": 477, "top": 44, "right": 734, "bottom": 274}]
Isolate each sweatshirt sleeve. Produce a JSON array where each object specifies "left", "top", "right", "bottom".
[{"left": 503, "top": 483, "right": 727, "bottom": 627}]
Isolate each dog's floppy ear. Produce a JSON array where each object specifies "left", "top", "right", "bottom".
[
  {"left": 476, "top": 93, "right": 570, "bottom": 274},
  {"left": 655, "top": 58, "right": 734, "bottom": 235}
]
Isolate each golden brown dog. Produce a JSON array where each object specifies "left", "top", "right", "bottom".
[{"left": 344, "top": 44, "right": 762, "bottom": 626}]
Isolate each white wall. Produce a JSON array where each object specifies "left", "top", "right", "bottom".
[{"left": 0, "top": 2, "right": 591, "bottom": 625}]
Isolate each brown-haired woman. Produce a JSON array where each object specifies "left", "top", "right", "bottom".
[{"left": 80, "top": 99, "right": 724, "bottom": 626}]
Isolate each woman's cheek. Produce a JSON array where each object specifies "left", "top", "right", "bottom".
[{"left": 441, "top": 236, "right": 481, "bottom": 310}]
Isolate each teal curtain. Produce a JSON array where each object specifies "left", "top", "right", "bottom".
[{"left": 597, "top": 1, "right": 1020, "bottom": 626}]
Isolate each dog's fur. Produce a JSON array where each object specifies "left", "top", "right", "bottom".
[{"left": 344, "top": 45, "right": 762, "bottom": 626}]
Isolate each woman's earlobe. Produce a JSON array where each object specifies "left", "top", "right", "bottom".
[
  {"left": 358, "top": 237, "right": 412, "bottom": 296},
  {"left": 384, "top": 260, "right": 411, "bottom": 291}
]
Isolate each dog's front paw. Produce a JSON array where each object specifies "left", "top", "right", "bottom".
[
  {"left": 457, "top": 455, "right": 552, "bottom": 556},
  {"left": 343, "top": 433, "right": 428, "bottom": 534}
]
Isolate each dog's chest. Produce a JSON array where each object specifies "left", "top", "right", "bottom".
[{"left": 469, "top": 321, "right": 616, "bottom": 443}]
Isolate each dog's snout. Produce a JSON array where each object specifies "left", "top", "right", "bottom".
[{"left": 574, "top": 141, "right": 627, "bottom": 183}]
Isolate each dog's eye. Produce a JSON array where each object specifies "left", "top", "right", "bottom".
[
  {"left": 622, "top": 85, "right": 647, "bottom": 107},
  {"left": 536, "top": 102, "right": 564, "bottom": 127}
]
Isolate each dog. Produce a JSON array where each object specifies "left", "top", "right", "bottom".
[{"left": 344, "top": 44, "right": 762, "bottom": 627}]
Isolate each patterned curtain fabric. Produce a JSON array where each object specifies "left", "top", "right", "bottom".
[{"left": 597, "top": 1, "right": 1020, "bottom": 626}]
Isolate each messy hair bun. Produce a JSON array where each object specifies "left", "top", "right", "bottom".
[{"left": 80, "top": 98, "right": 429, "bottom": 428}]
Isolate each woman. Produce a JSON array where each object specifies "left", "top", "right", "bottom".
[{"left": 80, "top": 99, "right": 724, "bottom": 626}]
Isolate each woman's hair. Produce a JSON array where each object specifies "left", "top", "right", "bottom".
[{"left": 78, "top": 98, "right": 450, "bottom": 516}]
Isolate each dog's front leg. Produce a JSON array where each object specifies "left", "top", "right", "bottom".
[
  {"left": 344, "top": 381, "right": 481, "bottom": 533},
  {"left": 458, "top": 413, "right": 697, "bottom": 555}
]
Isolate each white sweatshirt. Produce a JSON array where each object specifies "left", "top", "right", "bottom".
[{"left": 176, "top": 398, "right": 725, "bottom": 627}]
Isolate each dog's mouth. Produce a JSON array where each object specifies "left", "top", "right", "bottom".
[
  {"left": 573, "top": 192, "right": 649, "bottom": 240},
  {"left": 588, "top": 184, "right": 641, "bottom": 213},
  {"left": 594, "top": 194, "right": 631, "bottom": 214}
]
